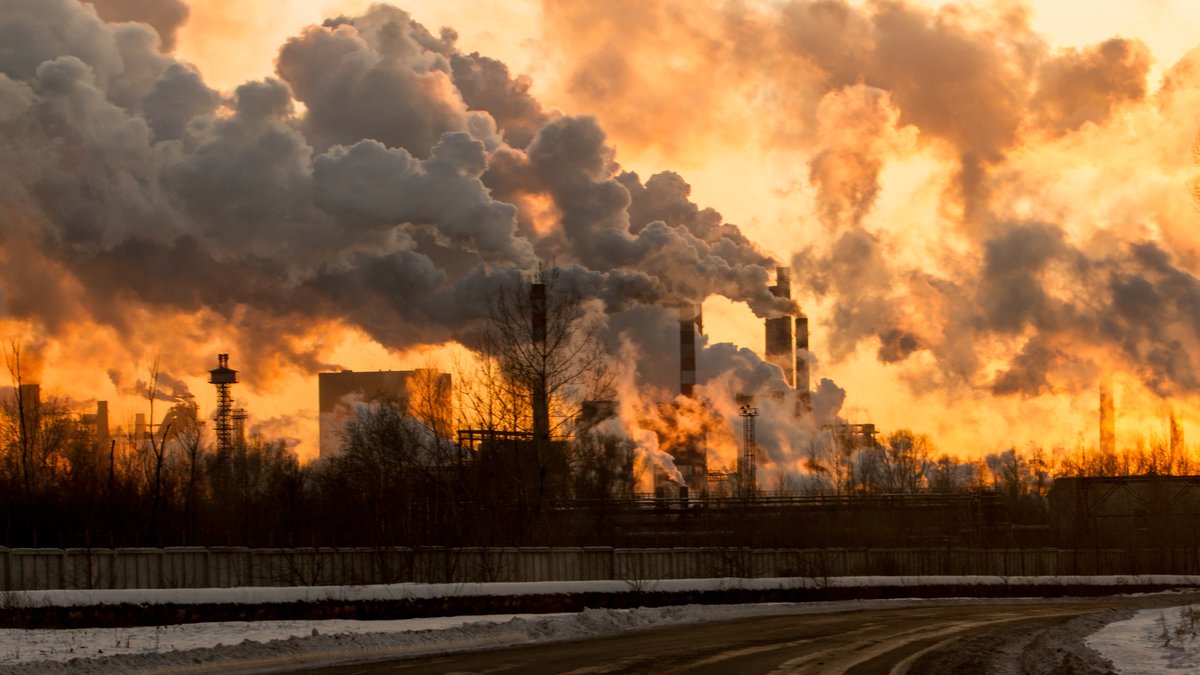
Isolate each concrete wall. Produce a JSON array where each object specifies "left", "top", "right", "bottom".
[{"left": 2, "top": 546, "right": 1200, "bottom": 590}]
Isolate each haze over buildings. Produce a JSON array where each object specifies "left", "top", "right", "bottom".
[{"left": 318, "top": 369, "right": 452, "bottom": 458}]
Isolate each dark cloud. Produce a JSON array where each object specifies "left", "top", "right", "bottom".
[
  {"left": 88, "top": 0, "right": 189, "bottom": 52},
  {"left": 0, "top": 1, "right": 795, "bottom": 397},
  {"left": 276, "top": 9, "right": 479, "bottom": 155},
  {"left": 450, "top": 51, "right": 552, "bottom": 149},
  {"left": 1032, "top": 38, "right": 1151, "bottom": 135}
]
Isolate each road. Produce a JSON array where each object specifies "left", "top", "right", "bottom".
[{"left": 304, "top": 598, "right": 1146, "bottom": 674}]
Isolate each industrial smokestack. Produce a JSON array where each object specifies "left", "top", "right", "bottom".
[
  {"left": 1099, "top": 379, "right": 1115, "bottom": 455},
  {"left": 1170, "top": 408, "right": 1184, "bottom": 459},
  {"left": 765, "top": 267, "right": 794, "bottom": 387},
  {"left": 96, "top": 400, "right": 110, "bottom": 451},
  {"left": 530, "top": 281, "right": 550, "bottom": 442},
  {"left": 679, "top": 304, "right": 702, "bottom": 397},
  {"left": 795, "top": 315, "right": 812, "bottom": 414},
  {"left": 16, "top": 383, "right": 40, "bottom": 456},
  {"left": 17, "top": 383, "right": 40, "bottom": 428}
]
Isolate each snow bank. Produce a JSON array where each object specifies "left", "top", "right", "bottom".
[
  {"left": 1089, "top": 604, "right": 1200, "bottom": 673},
  {"left": 14, "top": 574, "right": 1200, "bottom": 608},
  {"left": 0, "top": 599, "right": 995, "bottom": 672}
]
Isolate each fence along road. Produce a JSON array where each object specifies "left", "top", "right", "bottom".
[{"left": 5, "top": 546, "right": 1200, "bottom": 590}]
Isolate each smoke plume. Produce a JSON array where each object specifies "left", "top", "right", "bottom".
[
  {"left": 8, "top": 0, "right": 1200, "bottom": 461},
  {"left": 0, "top": 1, "right": 796, "bottom": 458}
]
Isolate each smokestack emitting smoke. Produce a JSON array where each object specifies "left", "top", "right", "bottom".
[
  {"left": 1100, "top": 379, "right": 1116, "bottom": 456},
  {"left": 765, "top": 267, "right": 795, "bottom": 387},
  {"left": 795, "top": 316, "right": 811, "bottom": 415},
  {"left": 0, "top": 2, "right": 794, "bottom": 418},
  {"left": 5, "top": 1, "right": 1200, "bottom": 462},
  {"left": 679, "top": 304, "right": 702, "bottom": 398},
  {"left": 536, "top": 1, "right": 1200, "bottom": 452},
  {"left": 530, "top": 280, "right": 550, "bottom": 443},
  {"left": 1171, "top": 409, "right": 1185, "bottom": 459}
]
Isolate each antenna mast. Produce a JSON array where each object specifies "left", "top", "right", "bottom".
[
  {"left": 208, "top": 354, "right": 238, "bottom": 453},
  {"left": 739, "top": 405, "right": 759, "bottom": 497}
]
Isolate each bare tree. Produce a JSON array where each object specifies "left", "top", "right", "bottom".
[
  {"left": 881, "top": 430, "right": 934, "bottom": 493},
  {"left": 176, "top": 425, "right": 206, "bottom": 544},
  {"left": 468, "top": 268, "right": 613, "bottom": 438},
  {"left": 5, "top": 343, "right": 35, "bottom": 494},
  {"left": 142, "top": 359, "right": 173, "bottom": 542}
]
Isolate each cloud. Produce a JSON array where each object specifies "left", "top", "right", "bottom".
[
  {"left": 0, "top": 0, "right": 794, "bottom": 402},
  {"left": 89, "top": 0, "right": 190, "bottom": 52}
]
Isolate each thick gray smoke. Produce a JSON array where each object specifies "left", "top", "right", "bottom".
[
  {"left": 0, "top": 1, "right": 793, "bottom": 390},
  {"left": 88, "top": 0, "right": 190, "bottom": 52},
  {"left": 540, "top": 0, "right": 1200, "bottom": 403},
  {"left": 760, "top": 1, "right": 1200, "bottom": 399}
]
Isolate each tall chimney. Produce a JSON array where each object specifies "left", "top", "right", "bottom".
[
  {"left": 765, "top": 267, "right": 794, "bottom": 387},
  {"left": 530, "top": 281, "right": 550, "bottom": 442},
  {"left": 96, "top": 400, "right": 110, "bottom": 451},
  {"left": 1099, "top": 379, "right": 1115, "bottom": 455},
  {"left": 795, "top": 316, "right": 812, "bottom": 414},
  {"left": 16, "top": 383, "right": 40, "bottom": 458},
  {"left": 18, "top": 382, "right": 40, "bottom": 429},
  {"left": 680, "top": 304, "right": 702, "bottom": 397},
  {"left": 1170, "top": 408, "right": 1184, "bottom": 460}
]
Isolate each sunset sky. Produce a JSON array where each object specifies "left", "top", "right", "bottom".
[{"left": 5, "top": 0, "right": 1200, "bottom": 467}]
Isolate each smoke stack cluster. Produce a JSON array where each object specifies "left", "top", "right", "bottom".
[{"left": 763, "top": 267, "right": 812, "bottom": 414}]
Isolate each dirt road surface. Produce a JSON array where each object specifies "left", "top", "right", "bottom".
[{"left": 304, "top": 595, "right": 1197, "bottom": 674}]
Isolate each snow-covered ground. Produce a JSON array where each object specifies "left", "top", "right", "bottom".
[
  {"left": 0, "top": 598, "right": 999, "bottom": 673},
  {"left": 1090, "top": 604, "right": 1200, "bottom": 673},
  {"left": 4, "top": 578, "right": 1200, "bottom": 672},
  {"left": 0, "top": 595, "right": 988, "bottom": 667},
  {"left": 15, "top": 574, "right": 1200, "bottom": 607}
]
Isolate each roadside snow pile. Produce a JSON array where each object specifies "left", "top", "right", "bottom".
[
  {"left": 14, "top": 575, "right": 1200, "bottom": 608},
  {"left": 0, "top": 598, "right": 1000, "bottom": 672},
  {"left": 1089, "top": 605, "right": 1200, "bottom": 673},
  {"left": 0, "top": 613, "right": 551, "bottom": 668}
]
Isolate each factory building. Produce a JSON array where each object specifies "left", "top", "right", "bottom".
[
  {"left": 79, "top": 400, "right": 110, "bottom": 451},
  {"left": 654, "top": 269, "right": 817, "bottom": 500},
  {"left": 648, "top": 305, "right": 709, "bottom": 500},
  {"left": 318, "top": 368, "right": 452, "bottom": 457}
]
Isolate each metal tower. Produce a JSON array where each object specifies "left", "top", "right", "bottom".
[
  {"left": 209, "top": 353, "right": 238, "bottom": 453},
  {"left": 739, "top": 405, "right": 758, "bottom": 497}
]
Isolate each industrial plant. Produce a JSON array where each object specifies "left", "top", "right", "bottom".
[{"left": 0, "top": 270, "right": 1196, "bottom": 557}]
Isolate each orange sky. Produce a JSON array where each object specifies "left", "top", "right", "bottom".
[{"left": 17, "top": 0, "right": 1200, "bottom": 463}]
